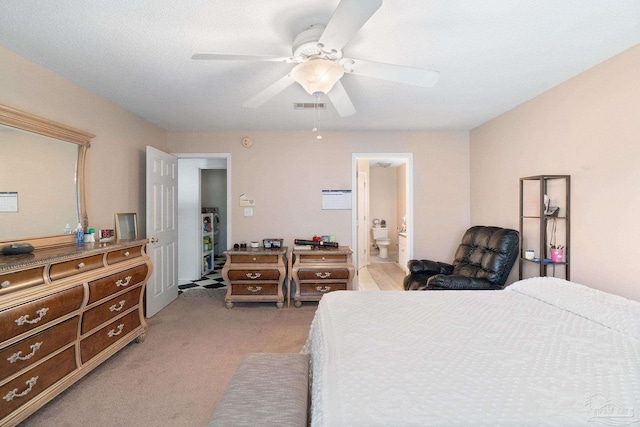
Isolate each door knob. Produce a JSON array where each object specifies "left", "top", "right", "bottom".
[{"left": 149, "top": 237, "right": 159, "bottom": 243}]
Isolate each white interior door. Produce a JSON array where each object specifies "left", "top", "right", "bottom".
[
  {"left": 146, "top": 146, "right": 178, "bottom": 317},
  {"left": 357, "top": 171, "right": 369, "bottom": 270}
]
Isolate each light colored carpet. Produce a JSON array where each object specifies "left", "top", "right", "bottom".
[
  {"left": 367, "top": 262, "right": 405, "bottom": 291},
  {"left": 20, "top": 287, "right": 317, "bottom": 426}
]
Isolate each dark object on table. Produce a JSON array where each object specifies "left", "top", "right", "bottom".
[
  {"left": 294, "top": 239, "right": 339, "bottom": 248},
  {"left": 2, "top": 243, "right": 35, "bottom": 255},
  {"left": 404, "top": 226, "right": 519, "bottom": 291}
]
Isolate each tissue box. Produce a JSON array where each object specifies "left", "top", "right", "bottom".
[{"left": 263, "top": 238, "right": 283, "bottom": 248}]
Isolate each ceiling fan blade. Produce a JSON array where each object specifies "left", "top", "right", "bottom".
[
  {"left": 318, "top": 0, "right": 382, "bottom": 53},
  {"left": 327, "top": 80, "right": 356, "bottom": 117},
  {"left": 342, "top": 58, "right": 440, "bottom": 87},
  {"left": 243, "top": 74, "right": 295, "bottom": 109},
  {"left": 192, "top": 53, "right": 295, "bottom": 63}
]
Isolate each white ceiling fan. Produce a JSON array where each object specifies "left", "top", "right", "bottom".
[{"left": 192, "top": 0, "right": 440, "bottom": 117}]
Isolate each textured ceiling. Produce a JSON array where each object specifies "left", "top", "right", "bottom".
[{"left": 0, "top": 1, "right": 638, "bottom": 132}]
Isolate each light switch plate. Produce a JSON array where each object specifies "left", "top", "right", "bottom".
[{"left": 244, "top": 207, "right": 253, "bottom": 217}]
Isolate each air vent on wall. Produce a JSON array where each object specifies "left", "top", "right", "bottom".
[{"left": 293, "top": 102, "right": 326, "bottom": 110}]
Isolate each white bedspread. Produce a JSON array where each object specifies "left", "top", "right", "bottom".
[{"left": 303, "top": 277, "right": 640, "bottom": 426}]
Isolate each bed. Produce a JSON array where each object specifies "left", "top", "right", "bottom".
[{"left": 303, "top": 277, "right": 640, "bottom": 426}]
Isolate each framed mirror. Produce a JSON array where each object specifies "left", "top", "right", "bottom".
[
  {"left": 115, "top": 213, "right": 138, "bottom": 241},
  {"left": 0, "top": 104, "right": 94, "bottom": 248}
]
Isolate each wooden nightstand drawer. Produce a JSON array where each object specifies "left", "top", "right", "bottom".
[
  {"left": 82, "top": 287, "right": 142, "bottom": 334},
  {"left": 80, "top": 310, "right": 141, "bottom": 364},
  {"left": 297, "top": 269, "right": 350, "bottom": 280},
  {"left": 227, "top": 270, "right": 280, "bottom": 281},
  {"left": 229, "top": 255, "right": 278, "bottom": 264},
  {"left": 49, "top": 254, "right": 104, "bottom": 281},
  {"left": 0, "top": 317, "right": 79, "bottom": 381},
  {"left": 299, "top": 254, "right": 347, "bottom": 263},
  {"left": 87, "top": 264, "right": 148, "bottom": 305},
  {"left": 0, "top": 346, "right": 76, "bottom": 419},
  {"left": 230, "top": 284, "right": 278, "bottom": 295},
  {"left": 106, "top": 245, "right": 144, "bottom": 265},
  {"left": 0, "top": 267, "right": 46, "bottom": 296},
  {"left": 0, "top": 286, "right": 83, "bottom": 343},
  {"left": 300, "top": 283, "right": 347, "bottom": 295}
]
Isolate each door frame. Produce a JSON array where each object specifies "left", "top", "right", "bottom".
[
  {"left": 173, "top": 153, "right": 232, "bottom": 281},
  {"left": 351, "top": 153, "right": 414, "bottom": 273}
]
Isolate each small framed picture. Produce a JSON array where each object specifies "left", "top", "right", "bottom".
[{"left": 114, "top": 212, "right": 138, "bottom": 241}]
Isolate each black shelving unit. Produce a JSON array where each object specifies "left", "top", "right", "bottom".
[{"left": 519, "top": 175, "right": 570, "bottom": 280}]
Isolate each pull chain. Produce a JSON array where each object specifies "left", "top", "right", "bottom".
[{"left": 313, "top": 93, "right": 322, "bottom": 139}]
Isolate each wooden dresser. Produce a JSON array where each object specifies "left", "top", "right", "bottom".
[
  {"left": 289, "top": 246, "right": 354, "bottom": 307},
  {"left": 221, "top": 247, "right": 288, "bottom": 309},
  {"left": 0, "top": 240, "right": 151, "bottom": 426}
]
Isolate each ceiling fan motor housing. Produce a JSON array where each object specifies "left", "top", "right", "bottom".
[{"left": 292, "top": 24, "right": 342, "bottom": 61}]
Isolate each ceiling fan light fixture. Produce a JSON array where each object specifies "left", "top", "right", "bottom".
[{"left": 290, "top": 59, "right": 344, "bottom": 95}]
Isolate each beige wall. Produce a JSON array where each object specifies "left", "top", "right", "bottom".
[
  {"left": 168, "top": 131, "right": 470, "bottom": 263},
  {"left": 0, "top": 46, "right": 168, "bottom": 235},
  {"left": 470, "top": 44, "right": 640, "bottom": 301},
  {"left": 1, "top": 45, "right": 470, "bottom": 272}
]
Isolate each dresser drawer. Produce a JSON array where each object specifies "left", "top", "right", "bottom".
[
  {"left": 0, "top": 317, "right": 79, "bottom": 382},
  {"left": 229, "top": 255, "right": 278, "bottom": 264},
  {"left": 0, "top": 346, "right": 76, "bottom": 419},
  {"left": 80, "top": 310, "right": 141, "bottom": 364},
  {"left": 227, "top": 270, "right": 280, "bottom": 281},
  {"left": 230, "top": 283, "right": 278, "bottom": 296},
  {"left": 0, "top": 267, "right": 46, "bottom": 296},
  {"left": 48, "top": 254, "right": 104, "bottom": 281},
  {"left": 299, "top": 254, "right": 347, "bottom": 263},
  {"left": 106, "top": 245, "right": 144, "bottom": 265},
  {"left": 87, "top": 264, "right": 148, "bottom": 305},
  {"left": 299, "top": 283, "right": 347, "bottom": 295},
  {"left": 0, "top": 286, "right": 83, "bottom": 343},
  {"left": 82, "top": 287, "right": 141, "bottom": 334},
  {"left": 297, "top": 269, "right": 350, "bottom": 281}
]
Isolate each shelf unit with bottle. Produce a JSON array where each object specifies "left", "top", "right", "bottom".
[
  {"left": 519, "top": 175, "right": 570, "bottom": 280},
  {"left": 202, "top": 213, "right": 214, "bottom": 276}
]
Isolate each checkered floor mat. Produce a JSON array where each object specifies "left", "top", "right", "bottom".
[{"left": 178, "top": 256, "right": 226, "bottom": 294}]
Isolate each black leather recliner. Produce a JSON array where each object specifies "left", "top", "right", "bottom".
[{"left": 403, "top": 226, "right": 519, "bottom": 291}]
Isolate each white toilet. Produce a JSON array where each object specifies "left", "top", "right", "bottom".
[{"left": 372, "top": 227, "right": 391, "bottom": 259}]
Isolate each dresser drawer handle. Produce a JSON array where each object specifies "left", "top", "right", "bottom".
[
  {"left": 77, "top": 262, "right": 86, "bottom": 269},
  {"left": 247, "top": 286, "right": 262, "bottom": 293},
  {"left": 316, "top": 272, "right": 331, "bottom": 279},
  {"left": 8, "top": 342, "right": 43, "bottom": 364},
  {"left": 246, "top": 273, "right": 262, "bottom": 279},
  {"left": 3, "top": 376, "right": 38, "bottom": 402},
  {"left": 107, "top": 324, "right": 125, "bottom": 337},
  {"left": 124, "top": 251, "right": 130, "bottom": 257},
  {"left": 315, "top": 285, "right": 332, "bottom": 293},
  {"left": 321, "top": 257, "right": 326, "bottom": 261},
  {"left": 109, "top": 300, "right": 126, "bottom": 312},
  {"left": 1, "top": 280, "right": 10, "bottom": 288},
  {"left": 252, "top": 257, "right": 257, "bottom": 262},
  {"left": 15, "top": 307, "right": 49, "bottom": 326},
  {"left": 116, "top": 276, "right": 132, "bottom": 287}
]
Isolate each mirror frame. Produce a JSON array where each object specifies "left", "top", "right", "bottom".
[{"left": 0, "top": 103, "right": 95, "bottom": 248}]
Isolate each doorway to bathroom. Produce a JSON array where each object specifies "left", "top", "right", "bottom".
[{"left": 352, "top": 153, "right": 413, "bottom": 291}]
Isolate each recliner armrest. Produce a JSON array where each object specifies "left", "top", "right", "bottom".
[
  {"left": 407, "top": 259, "right": 453, "bottom": 275},
  {"left": 427, "top": 274, "right": 503, "bottom": 290}
]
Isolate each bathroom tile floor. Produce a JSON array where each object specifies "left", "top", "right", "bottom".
[{"left": 178, "top": 256, "right": 226, "bottom": 294}]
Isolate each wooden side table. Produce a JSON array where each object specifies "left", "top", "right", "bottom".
[
  {"left": 289, "top": 246, "right": 354, "bottom": 307},
  {"left": 221, "top": 247, "right": 288, "bottom": 308}
]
